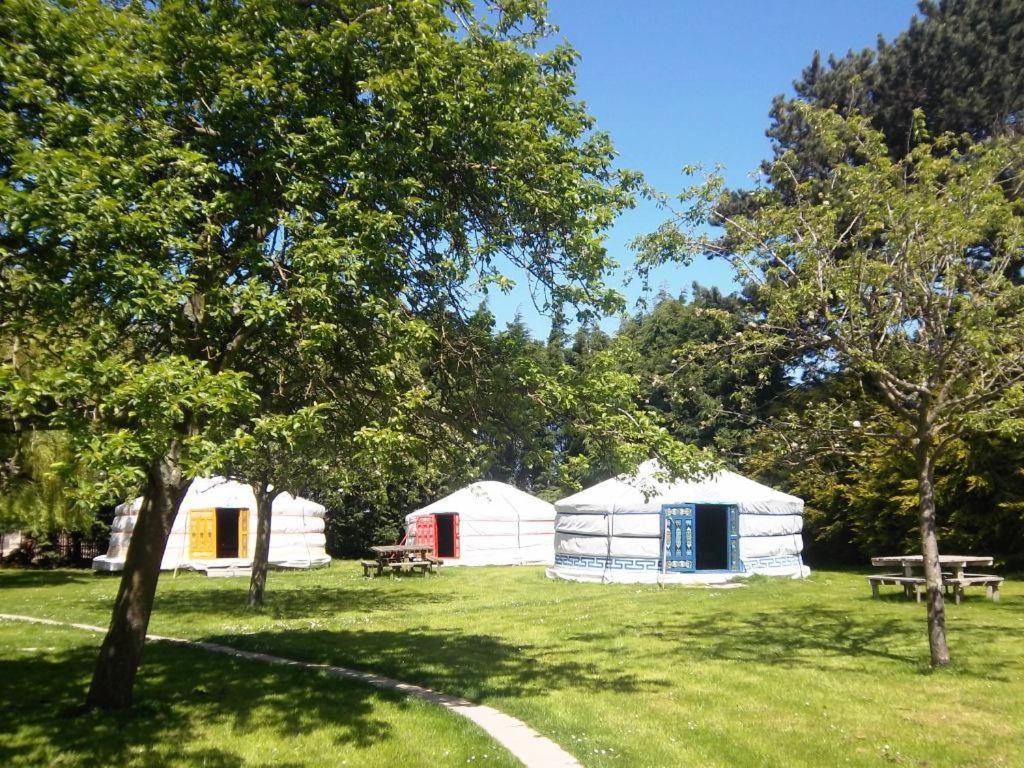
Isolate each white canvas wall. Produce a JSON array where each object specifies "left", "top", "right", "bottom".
[{"left": 93, "top": 477, "right": 330, "bottom": 572}]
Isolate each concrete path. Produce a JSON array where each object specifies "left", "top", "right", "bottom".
[{"left": 0, "top": 613, "right": 581, "bottom": 768}]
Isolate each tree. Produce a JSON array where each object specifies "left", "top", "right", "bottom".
[
  {"left": 740, "top": 375, "right": 1024, "bottom": 569},
  {"left": 769, "top": 0, "right": 1024, "bottom": 170},
  {"left": 421, "top": 308, "right": 709, "bottom": 499},
  {"left": 705, "top": 0, "right": 1024, "bottom": 580},
  {"left": 637, "top": 106, "right": 1024, "bottom": 666},
  {"left": 2, "top": 0, "right": 685, "bottom": 708},
  {"left": 0, "top": 430, "right": 85, "bottom": 536},
  {"left": 617, "top": 284, "right": 788, "bottom": 458}
]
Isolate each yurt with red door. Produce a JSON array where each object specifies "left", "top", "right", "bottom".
[{"left": 404, "top": 481, "right": 556, "bottom": 566}]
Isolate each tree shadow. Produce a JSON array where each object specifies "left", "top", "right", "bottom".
[
  {"left": 0, "top": 569, "right": 97, "bottom": 588},
  {"left": 0, "top": 634, "right": 402, "bottom": 768},
  {"left": 151, "top": 583, "right": 455, "bottom": 620},
  {"left": 200, "top": 627, "right": 665, "bottom": 703},
  {"left": 574, "top": 604, "right": 1019, "bottom": 682}
]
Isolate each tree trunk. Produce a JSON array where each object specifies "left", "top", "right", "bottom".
[
  {"left": 85, "top": 443, "right": 189, "bottom": 709},
  {"left": 915, "top": 442, "right": 951, "bottom": 667},
  {"left": 71, "top": 531, "right": 83, "bottom": 564},
  {"left": 247, "top": 479, "right": 273, "bottom": 610}
]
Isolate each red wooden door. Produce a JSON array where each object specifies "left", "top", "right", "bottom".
[
  {"left": 415, "top": 515, "right": 437, "bottom": 557},
  {"left": 452, "top": 514, "right": 460, "bottom": 558}
]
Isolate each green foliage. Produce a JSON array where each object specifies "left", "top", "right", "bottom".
[
  {"left": 769, "top": 0, "right": 1024, "bottom": 169},
  {"left": 744, "top": 386, "right": 1024, "bottom": 567},
  {"left": 639, "top": 106, "right": 1024, "bottom": 569},
  {"left": 0, "top": 430, "right": 94, "bottom": 535},
  {"left": 1, "top": 0, "right": 688, "bottom": 529},
  {"left": 617, "top": 284, "right": 786, "bottom": 458}
]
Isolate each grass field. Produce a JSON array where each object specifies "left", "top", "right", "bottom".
[{"left": 1, "top": 565, "right": 1022, "bottom": 768}]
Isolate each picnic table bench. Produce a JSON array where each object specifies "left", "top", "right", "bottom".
[
  {"left": 867, "top": 573, "right": 928, "bottom": 602},
  {"left": 868, "top": 555, "right": 1002, "bottom": 603},
  {"left": 363, "top": 545, "right": 441, "bottom": 578}
]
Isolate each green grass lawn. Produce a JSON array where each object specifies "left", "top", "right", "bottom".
[
  {"left": 0, "top": 618, "right": 517, "bottom": 768},
  {"left": 1, "top": 566, "right": 1022, "bottom": 767}
]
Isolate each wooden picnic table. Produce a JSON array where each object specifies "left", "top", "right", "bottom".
[
  {"left": 362, "top": 544, "right": 440, "bottom": 577},
  {"left": 868, "top": 555, "right": 1001, "bottom": 603},
  {"left": 871, "top": 554, "right": 993, "bottom": 579},
  {"left": 371, "top": 544, "right": 434, "bottom": 560}
]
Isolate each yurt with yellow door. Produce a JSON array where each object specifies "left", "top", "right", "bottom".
[{"left": 92, "top": 476, "right": 330, "bottom": 572}]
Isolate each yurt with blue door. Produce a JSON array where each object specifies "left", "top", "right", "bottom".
[{"left": 547, "top": 460, "right": 808, "bottom": 584}]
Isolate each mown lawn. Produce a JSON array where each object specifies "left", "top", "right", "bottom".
[
  {"left": 0, "top": 618, "right": 516, "bottom": 768},
  {"left": 1, "top": 566, "right": 1022, "bottom": 767}
]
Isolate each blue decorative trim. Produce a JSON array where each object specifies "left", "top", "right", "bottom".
[
  {"left": 554, "top": 554, "right": 660, "bottom": 571},
  {"left": 556, "top": 553, "right": 802, "bottom": 574},
  {"left": 742, "top": 554, "right": 801, "bottom": 572}
]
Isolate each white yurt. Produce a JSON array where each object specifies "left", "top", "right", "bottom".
[
  {"left": 404, "top": 481, "right": 555, "bottom": 566},
  {"left": 92, "top": 476, "right": 330, "bottom": 572},
  {"left": 548, "top": 460, "right": 809, "bottom": 584}
]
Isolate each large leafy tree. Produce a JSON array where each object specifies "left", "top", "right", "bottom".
[
  {"left": 429, "top": 309, "right": 707, "bottom": 498},
  {"left": 769, "top": 0, "right": 1024, "bottom": 172},
  {"left": 638, "top": 106, "right": 1024, "bottom": 666},
  {"left": 0, "top": 429, "right": 91, "bottom": 537},
  {"left": 617, "top": 284, "right": 788, "bottom": 458},
  {"left": 707, "top": 0, "right": 1024, "bottom": 573},
  {"left": 1, "top": 0, "right": 673, "bottom": 709}
]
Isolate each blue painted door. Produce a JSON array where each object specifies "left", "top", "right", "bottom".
[
  {"left": 727, "top": 505, "right": 741, "bottom": 572},
  {"left": 662, "top": 503, "right": 695, "bottom": 572}
]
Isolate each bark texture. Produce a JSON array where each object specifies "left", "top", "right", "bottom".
[
  {"left": 85, "top": 443, "right": 190, "bottom": 709},
  {"left": 247, "top": 481, "right": 273, "bottom": 609},
  {"left": 916, "top": 443, "right": 951, "bottom": 667}
]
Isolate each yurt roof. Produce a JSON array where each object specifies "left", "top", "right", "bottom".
[
  {"left": 407, "top": 481, "right": 554, "bottom": 522},
  {"left": 115, "top": 476, "right": 325, "bottom": 515},
  {"left": 555, "top": 460, "right": 802, "bottom": 517}
]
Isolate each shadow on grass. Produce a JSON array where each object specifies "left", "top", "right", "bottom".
[
  {"left": 0, "top": 635, "right": 396, "bottom": 768},
  {"left": 0, "top": 568, "right": 97, "bottom": 588},
  {"left": 568, "top": 604, "right": 1017, "bottom": 681},
  {"left": 200, "top": 627, "right": 663, "bottom": 703},
  {"left": 151, "top": 583, "right": 455, "bottom": 621}
]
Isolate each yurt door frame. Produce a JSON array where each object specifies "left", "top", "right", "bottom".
[
  {"left": 661, "top": 503, "right": 696, "bottom": 572},
  {"left": 189, "top": 507, "right": 251, "bottom": 560},
  {"left": 414, "top": 514, "right": 460, "bottom": 559},
  {"left": 661, "top": 503, "right": 741, "bottom": 573}
]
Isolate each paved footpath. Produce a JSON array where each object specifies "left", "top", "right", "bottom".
[{"left": 0, "top": 613, "right": 581, "bottom": 768}]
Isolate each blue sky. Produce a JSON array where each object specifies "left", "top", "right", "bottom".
[{"left": 484, "top": 0, "right": 920, "bottom": 336}]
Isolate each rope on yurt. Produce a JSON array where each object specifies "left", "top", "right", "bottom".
[
  {"left": 603, "top": 507, "right": 612, "bottom": 584},
  {"left": 174, "top": 504, "right": 190, "bottom": 579},
  {"left": 514, "top": 488, "right": 522, "bottom": 565},
  {"left": 301, "top": 495, "right": 312, "bottom": 568}
]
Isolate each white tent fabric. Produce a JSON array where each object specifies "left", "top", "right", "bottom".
[
  {"left": 404, "top": 481, "right": 555, "bottom": 566},
  {"left": 547, "top": 460, "right": 809, "bottom": 584},
  {"left": 92, "top": 476, "right": 330, "bottom": 572}
]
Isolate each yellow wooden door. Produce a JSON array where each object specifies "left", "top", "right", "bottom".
[
  {"left": 189, "top": 508, "right": 216, "bottom": 559},
  {"left": 238, "top": 508, "right": 251, "bottom": 558}
]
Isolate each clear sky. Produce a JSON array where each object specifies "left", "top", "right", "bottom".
[{"left": 485, "top": 0, "right": 920, "bottom": 336}]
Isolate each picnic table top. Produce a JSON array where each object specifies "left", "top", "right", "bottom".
[
  {"left": 871, "top": 555, "right": 994, "bottom": 567},
  {"left": 370, "top": 544, "right": 434, "bottom": 555}
]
